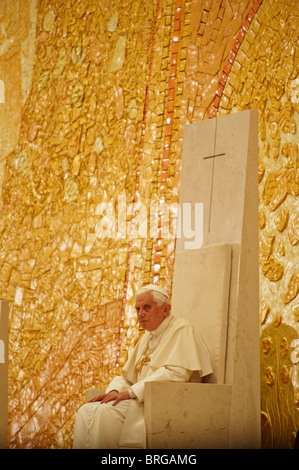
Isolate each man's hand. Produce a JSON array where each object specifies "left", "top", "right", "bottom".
[{"left": 88, "top": 390, "right": 131, "bottom": 406}]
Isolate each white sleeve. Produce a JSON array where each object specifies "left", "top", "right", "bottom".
[
  {"left": 130, "top": 366, "right": 192, "bottom": 402},
  {"left": 105, "top": 374, "right": 132, "bottom": 393}
]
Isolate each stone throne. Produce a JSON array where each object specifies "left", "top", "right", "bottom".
[
  {"left": 86, "top": 110, "right": 261, "bottom": 449},
  {"left": 144, "top": 110, "right": 261, "bottom": 449}
]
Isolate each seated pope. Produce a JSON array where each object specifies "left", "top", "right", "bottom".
[{"left": 73, "top": 284, "right": 213, "bottom": 449}]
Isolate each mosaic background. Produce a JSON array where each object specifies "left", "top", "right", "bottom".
[{"left": 0, "top": 0, "right": 298, "bottom": 449}]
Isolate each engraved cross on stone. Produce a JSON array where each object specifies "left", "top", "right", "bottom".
[
  {"left": 177, "top": 110, "right": 254, "bottom": 251},
  {"left": 203, "top": 120, "right": 226, "bottom": 233}
]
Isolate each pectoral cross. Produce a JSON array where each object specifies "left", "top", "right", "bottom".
[{"left": 137, "top": 352, "right": 151, "bottom": 372}]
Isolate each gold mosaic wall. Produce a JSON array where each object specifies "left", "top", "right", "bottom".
[{"left": 0, "top": 0, "right": 298, "bottom": 449}]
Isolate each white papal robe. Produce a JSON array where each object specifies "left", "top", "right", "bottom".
[{"left": 73, "top": 315, "right": 213, "bottom": 449}]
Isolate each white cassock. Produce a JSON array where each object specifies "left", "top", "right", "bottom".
[{"left": 73, "top": 315, "right": 213, "bottom": 449}]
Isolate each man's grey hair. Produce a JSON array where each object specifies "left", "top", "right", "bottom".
[{"left": 135, "top": 286, "right": 170, "bottom": 307}]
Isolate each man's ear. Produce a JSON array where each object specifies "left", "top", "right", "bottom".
[{"left": 163, "top": 303, "right": 171, "bottom": 315}]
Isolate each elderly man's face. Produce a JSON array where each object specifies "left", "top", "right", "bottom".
[{"left": 135, "top": 292, "right": 170, "bottom": 331}]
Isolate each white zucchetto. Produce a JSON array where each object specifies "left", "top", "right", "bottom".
[{"left": 135, "top": 284, "right": 170, "bottom": 301}]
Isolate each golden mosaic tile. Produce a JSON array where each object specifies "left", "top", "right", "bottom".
[
  {"left": 0, "top": 0, "right": 297, "bottom": 450},
  {"left": 0, "top": 0, "right": 156, "bottom": 448}
]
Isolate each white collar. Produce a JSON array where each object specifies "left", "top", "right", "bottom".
[{"left": 150, "top": 314, "right": 173, "bottom": 338}]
